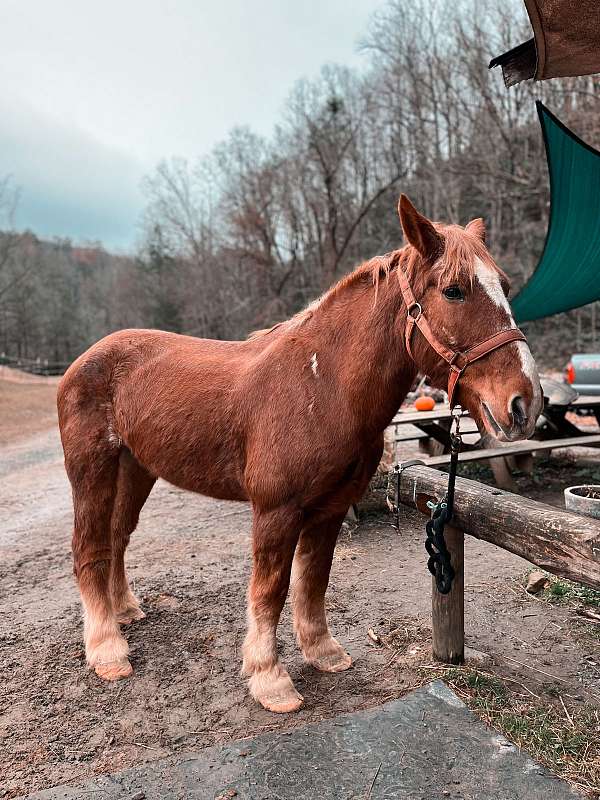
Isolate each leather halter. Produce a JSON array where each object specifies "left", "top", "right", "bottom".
[{"left": 397, "top": 269, "right": 527, "bottom": 407}]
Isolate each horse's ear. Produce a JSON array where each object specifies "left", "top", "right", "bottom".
[
  {"left": 466, "top": 217, "right": 486, "bottom": 242},
  {"left": 398, "top": 194, "right": 443, "bottom": 263}
]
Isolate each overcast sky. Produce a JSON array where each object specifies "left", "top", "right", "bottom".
[{"left": 0, "top": 0, "right": 381, "bottom": 251}]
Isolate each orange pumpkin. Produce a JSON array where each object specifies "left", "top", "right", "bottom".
[{"left": 414, "top": 395, "right": 435, "bottom": 411}]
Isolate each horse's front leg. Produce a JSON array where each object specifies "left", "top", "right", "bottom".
[
  {"left": 242, "top": 504, "right": 304, "bottom": 713},
  {"left": 291, "top": 511, "right": 352, "bottom": 672}
]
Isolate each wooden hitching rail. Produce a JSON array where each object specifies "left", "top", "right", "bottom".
[{"left": 387, "top": 464, "right": 600, "bottom": 664}]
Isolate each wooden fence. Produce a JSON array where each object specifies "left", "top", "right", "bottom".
[
  {"left": 387, "top": 464, "right": 600, "bottom": 664},
  {"left": 0, "top": 354, "right": 69, "bottom": 376}
]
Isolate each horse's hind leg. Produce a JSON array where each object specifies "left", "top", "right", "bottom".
[
  {"left": 110, "top": 449, "right": 156, "bottom": 624},
  {"left": 291, "top": 510, "right": 352, "bottom": 673},
  {"left": 69, "top": 447, "right": 132, "bottom": 681},
  {"left": 242, "top": 504, "right": 304, "bottom": 713}
]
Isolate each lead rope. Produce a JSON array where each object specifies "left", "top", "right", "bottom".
[
  {"left": 393, "top": 407, "right": 464, "bottom": 594},
  {"left": 424, "top": 406, "right": 463, "bottom": 594}
]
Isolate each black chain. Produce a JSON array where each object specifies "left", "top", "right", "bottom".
[
  {"left": 425, "top": 413, "right": 462, "bottom": 594},
  {"left": 393, "top": 409, "right": 463, "bottom": 595}
]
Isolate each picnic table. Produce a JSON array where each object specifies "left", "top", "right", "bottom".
[{"left": 390, "top": 394, "right": 600, "bottom": 490}]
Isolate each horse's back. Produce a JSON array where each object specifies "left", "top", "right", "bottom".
[{"left": 59, "top": 328, "right": 250, "bottom": 398}]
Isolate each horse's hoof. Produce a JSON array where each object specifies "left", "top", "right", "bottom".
[
  {"left": 310, "top": 651, "right": 353, "bottom": 673},
  {"left": 117, "top": 607, "right": 146, "bottom": 625},
  {"left": 258, "top": 689, "right": 304, "bottom": 714},
  {"left": 248, "top": 666, "right": 304, "bottom": 713},
  {"left": 94, "top": 659, "right": 133, "bottom": 681},
  {"left": 304, "top": 637, "right": 353, "bottom": 673}
]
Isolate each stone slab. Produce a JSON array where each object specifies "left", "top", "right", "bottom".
[{"left": 26, "top": 681, "right": 581, "bottom": 800}]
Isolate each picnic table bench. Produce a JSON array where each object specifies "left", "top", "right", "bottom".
[{"left": 390, "top": 394, "right": 600, "bottom": 490}]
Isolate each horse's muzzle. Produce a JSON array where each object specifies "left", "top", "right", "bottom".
[{"left": 481, "top": 392, "right": 541, "bottom": 442}]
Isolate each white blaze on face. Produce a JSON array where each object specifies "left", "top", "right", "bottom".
[
  {"left": 474, "top": 258, "right": 512, "bottom": 317},
  {"left": 474, "top": 258, "right": 539, "bottom": 392}
]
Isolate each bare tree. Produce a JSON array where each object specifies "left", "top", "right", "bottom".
[
  {"left": 278, "top": 65, "right": 406, "bottom": 288},
  {"left": 0, "top": 176, "right": 25, "bottom": 303}
]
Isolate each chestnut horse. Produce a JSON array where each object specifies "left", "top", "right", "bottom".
[{"left": 57, "top": 196, "right": 542, "bottom": 713}]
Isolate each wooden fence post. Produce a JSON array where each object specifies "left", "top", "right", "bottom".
[{"left": 431, "top": 524, "right": 465, "bottom": 664}]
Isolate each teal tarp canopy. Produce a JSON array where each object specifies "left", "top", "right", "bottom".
[{"left": 512, "top": 102, "right": 600, "bottom": 323}]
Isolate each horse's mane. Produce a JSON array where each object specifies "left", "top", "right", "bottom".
[{"left": 248, "top": 223, "right": 499, "bottom": 340}]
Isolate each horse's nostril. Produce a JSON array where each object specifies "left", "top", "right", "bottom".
[{"left": 511, "top": 395, "right": 528, "bottom": 427}]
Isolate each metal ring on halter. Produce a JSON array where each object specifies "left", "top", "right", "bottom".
[{"left": 407, "top": 302, "right": 422, "bottom": 321}]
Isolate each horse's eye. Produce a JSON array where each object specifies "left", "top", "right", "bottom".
[{"left": 442, "top": 285, "right": 464, "bottom": 302}]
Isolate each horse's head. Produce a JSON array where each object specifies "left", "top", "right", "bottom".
[{"left": 396, "top": 195, "right": 542, "bottom": 442}]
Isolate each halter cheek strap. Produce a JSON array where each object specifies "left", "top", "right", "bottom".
[{"left": 397, "top": 269, "right": 527, "bottom": 407}]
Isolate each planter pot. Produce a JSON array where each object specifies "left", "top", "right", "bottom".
[{"left": 564, "top": 484, "right": 600, "bottom": 519}]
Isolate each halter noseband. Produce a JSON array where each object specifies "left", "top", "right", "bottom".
[{"left": 397, "top": 269, "right": 527, "bottom": 407}]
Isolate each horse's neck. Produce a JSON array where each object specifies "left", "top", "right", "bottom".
[{"left": 310, "top": 275, "right": 416, "bottom": 438}]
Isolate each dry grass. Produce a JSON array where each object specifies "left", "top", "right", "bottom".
[{"left": 428, "top": 666, "right": 600, "bottom": 798}]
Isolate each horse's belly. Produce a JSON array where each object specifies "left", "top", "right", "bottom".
[
  {"left": 165, "top": 469, "right": 248, "bottom": 501},
  {"left": 135, "top": 447, "right": 249, "bottom": 501},
  {"left": 122, "top": 422, "right": 249, "bottom": 502}
]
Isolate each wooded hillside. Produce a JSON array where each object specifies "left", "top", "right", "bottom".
[{"left": 1, "top": 0, "right": 599, "bottom": 368}]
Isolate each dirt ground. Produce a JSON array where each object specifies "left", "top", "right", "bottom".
[
  {"left": 1, "top": 378, "right": 599, "bottom": 798},
  {"left": 0, "top": 376, "right": 59, "bottom": 447}
]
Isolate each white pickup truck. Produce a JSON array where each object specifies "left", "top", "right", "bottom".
[{"left": 565, "top": 355, "right": 600, "bottom": 396}]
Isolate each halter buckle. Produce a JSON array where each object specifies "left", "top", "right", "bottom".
[{"left": 407, "top": 302, "right": 422, "bottom": 321}]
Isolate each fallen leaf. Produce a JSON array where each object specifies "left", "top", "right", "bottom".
[{"left": 367, "top": 628, "right": 381, "bottom": 644}]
